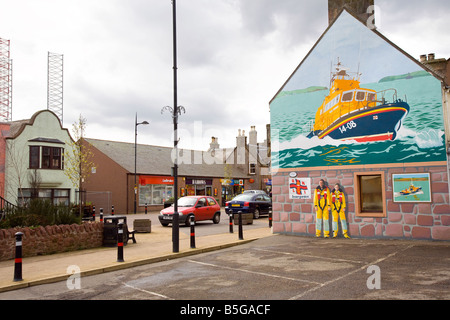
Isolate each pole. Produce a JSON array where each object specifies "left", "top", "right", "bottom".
[
  {"left": 172, "top": 0, "right": 179, "bottom": 253},
  {"left": 14, "top": 232, "right": 23, "bottom": 281},
  {"left": 117, "top": 222, "right": 124, "bottom": 262},
  {"left": 238, "top": 211, "right": 244, "bottom": 240},
  {"left": 190, "top": 215, "right": 196, "bottom": 249},
  {"left": 100, "top": 207, "right": 104, "bottom": 222},
  {"left": 134, "top": 113, "right": 137, "bottom": 214},
  {"left": 229, "top": 212, "right": 234, "bottom": 233}
]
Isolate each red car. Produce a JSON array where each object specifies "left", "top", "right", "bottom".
[{"left": 158, "top": 196, "right": 221, "bottom": 227}]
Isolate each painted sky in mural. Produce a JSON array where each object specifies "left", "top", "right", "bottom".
[{"left": 270, "top": 10, "right": 446, "bottom": 169}]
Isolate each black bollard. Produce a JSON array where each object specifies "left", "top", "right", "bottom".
[
  {"left": 190, "top": 215, "right": 196, "bottom": 249},
  {"left": 145, "top": 203, "right": 148, "bottom": 214},
  {"left": 100, "top": 208, "right": 104, "bottom": 222},
  {"left": 117, "top": 222, "right": 124, "bottom": 262},
  {"left": 92, "top": 205, "right": 96, "bottom": 221},
  {"left": 238, "top": 211, "right": 244, "bottom": 240},
  {"left": 229, "top": 212, "right": 233, "bottom": 233},
  {"left": 269, "top": 209, "right": 273, "bottom": 228},
  {"left": 14, "top": 232, "right": 24, "bottom": 282},
  {"left": 112, "top": 205, "right": 115, "bottom": 216}
]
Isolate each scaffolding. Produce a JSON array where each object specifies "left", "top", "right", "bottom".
[
  {"left": 0, "top": 38, "right": 12, "bottom": 122},
  {"left": 47, "top": 52, "right": 64, "bottom": 124}
]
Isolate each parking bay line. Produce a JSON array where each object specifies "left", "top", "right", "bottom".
[
  {"left": 288, "top": 244, "right": 416, "bottom": 300},
  {"left": 253, "top": 247, "right": 366, "bottom": 264},
  {"left": 122, "top": 282, "right": 174, "bottom": 300},
  {"left": 187, "top": 260, "right": 322, "bottom": 285}
]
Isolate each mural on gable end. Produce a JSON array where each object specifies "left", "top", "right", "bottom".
[{"left": 270, "top": 11, "right": 446, "bottom": 169}]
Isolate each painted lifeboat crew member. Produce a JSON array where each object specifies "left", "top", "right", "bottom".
[
  {"left": 331, "top": 183, "right": 350, "bottom": 239},
  {"left": 314, "top": 179, "right": 331, "bottom": 238}
]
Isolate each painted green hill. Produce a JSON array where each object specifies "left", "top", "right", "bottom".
[{"left": 378, "top": 70, "right": 431, "bottom": 83}]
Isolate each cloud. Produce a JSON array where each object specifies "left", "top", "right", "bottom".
[{"left": 1, "top": 0, "right": 449, "bottom": 152}]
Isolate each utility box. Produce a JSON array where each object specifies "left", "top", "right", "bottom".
[{"left": 133, "top": 219, "right": 152, "bottom": 233}]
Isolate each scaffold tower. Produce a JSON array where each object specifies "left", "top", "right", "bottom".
[
  {"left": 0, "top": 37, "right": 13, "bottom": 122},
  {"left": 47, "top": 52, "right": 64, "bottom": 124}
]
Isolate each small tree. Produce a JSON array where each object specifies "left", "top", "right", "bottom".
[{"left": 64, "top": 114, "right": 96, "bottom": 215}]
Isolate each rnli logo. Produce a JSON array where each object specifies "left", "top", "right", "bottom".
[{"left": 289, "top": 178, "right": 311, "bottom": 199}]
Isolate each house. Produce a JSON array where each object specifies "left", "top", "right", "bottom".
[
  {"left": 1, "top": 110, "right": 77, "bottom": 206},
  {"left": 269, "top": 6, "right": 450, "bottom": 240},
  {"left": 82, "top": 126, "right": 271, "bottom": 214}
]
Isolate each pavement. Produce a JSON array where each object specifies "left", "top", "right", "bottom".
[
  {"left": 1, "top": 212, "right": 450, "bottom": 300},
  {"left": 0, "top": 212, "right": 274, "bottom": 293}
]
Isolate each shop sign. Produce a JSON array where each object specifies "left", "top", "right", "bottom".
[
  {"left": 139, "top": 175, "right": 174, "bottom": 185},
  {"left": 289, "top": 178, "right": 311, "bottom": 199}
]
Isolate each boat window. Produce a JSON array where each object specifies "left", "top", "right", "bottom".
[
  {"left": 342, "top": 91, "right": 353, "bottom": 102},
  {"left": 355, "top": 91, "right": 366, "bottom": 101},
  {"left": 367, "top": 93, "right": 376, "bottom": 101},
  {"left": 323, "top": 95, "right": 340, "bottom": 113}
]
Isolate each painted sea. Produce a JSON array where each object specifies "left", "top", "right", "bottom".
[{"left": 271, "top": 73, "right": 446, "bottom": 168}]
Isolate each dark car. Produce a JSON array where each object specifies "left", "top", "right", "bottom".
[
  {"left": 159, "top": 196, "right": 221, "bottom": 227},
  {"left": 225, "top": 193, "right": 272, "bottom": 219}
]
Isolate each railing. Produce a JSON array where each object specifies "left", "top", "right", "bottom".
[{"left": 0, "top": 196, "right": 17, "bottom": 220}]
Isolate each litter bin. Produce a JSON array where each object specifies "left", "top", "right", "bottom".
[{"left": 103, "top": 215, "right": 129, "bottom": 247}]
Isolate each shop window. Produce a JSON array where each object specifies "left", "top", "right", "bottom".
[{"left": 354, "top": 172, "right": 386, "bottom": 217}]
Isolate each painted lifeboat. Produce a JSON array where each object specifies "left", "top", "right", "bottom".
[
  {"left": 400, "top": 184, "right": 422, "bottom": 196},
  {"left": 306, "top": 60, "right": 410, "bottom": 142}
]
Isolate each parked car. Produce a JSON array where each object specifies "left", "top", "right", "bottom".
[
  {"left": 243, "top": 190, "right": 267, "bottom": 194},
  {"left": 159, "top": 196, "right": 221, "bottom": 227},
  {"left": 225, "top": 193, "right": 272, "bottom": 219}
]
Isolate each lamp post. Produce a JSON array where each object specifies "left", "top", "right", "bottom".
[
  {"left": 134, "top": 113, "right": 149, "bottom": 214},
  {"left": 162, "top": 0, "right": 185, "bottom": 253}
]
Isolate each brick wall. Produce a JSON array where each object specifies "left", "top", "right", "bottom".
[
  {"left": 272, "top": 165, "right": 450, "bottom": 241},
  {"left": 0, "top": 222, "right": 104, "bottom": 261}
]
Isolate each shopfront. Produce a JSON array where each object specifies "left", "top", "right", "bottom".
[
  {"left": 138, "top": 175, "right": 174, "bottom": 206},
  {"left": 185, "top": 178, "right": 213, "bottom": 196}
]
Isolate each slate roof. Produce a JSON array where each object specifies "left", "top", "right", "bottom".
[{"left": 85, "top": 138, "right": 251, "bottom": 179}]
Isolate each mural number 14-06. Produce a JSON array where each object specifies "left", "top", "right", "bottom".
[{"left": 339, "top": 121, "right": 357, "bottom": 134}]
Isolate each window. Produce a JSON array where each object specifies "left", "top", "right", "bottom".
[
  {"left": 354, "top": 172, "right": 386, "bottom": 217},
  {"left": 249, "top": 163, "right": 256, "bottom": 174},
  {"left": 19, "top": 188, "right": 70, "bottom": 206},
  {"left": 355, "top": 91, "right": 366, "bottom": 101},
  {"left": 30, "top": 146, "right": 63, "bottom": 170},
  {"left": 342, "top": 91, "right": 354, "bottom": 102},
  {"left": 29, "top": 146, "right": 40, "bottom": 169},
  {"left": 207, "top": 197, "right": 216, "bottom": 206}
]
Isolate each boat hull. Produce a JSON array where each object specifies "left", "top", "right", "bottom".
[{"left": 309, "top": 101, "right": 409, "bottom": 142}]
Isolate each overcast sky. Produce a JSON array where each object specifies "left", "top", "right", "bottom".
[{"left": 1, "top": 0, "right": 449, "bottom": 150}]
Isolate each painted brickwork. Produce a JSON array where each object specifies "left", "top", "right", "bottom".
[{"left": 272, "top": 165, "right": 450, "bottom": 241}]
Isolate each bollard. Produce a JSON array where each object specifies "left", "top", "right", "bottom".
[
  {"left": 112, "top": 205, "right": 115, "bottom": 216},
  {"left": 145, "top": 203, "right": 148, "bottom": 215},
  {"left": 269, "top": 210, "right": 272, "bottom": 228},
  {"left": 117, "top": 222, "right": 124, "bottom": 262},
  {"left": 92, "top": 205, "right": 96, "bottom": 221},
  {"left": 100, "top": 208, "right": 104, "bottom": 222},
  {"left": 190, "top": 215, "right": 196, "bottom": 249},
  {"left": 229, "top": 212, "right": 233, "bottom": 233},
  {"left": 14, "top": 232, "right": 24, "bottom": 282},
  {"left": 238, "top": 211, "right": 244, "bottom": 240}
]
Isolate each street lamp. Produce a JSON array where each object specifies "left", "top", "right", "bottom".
[{"left": 134, "top": 113, "right": 149, "bottom": 214}]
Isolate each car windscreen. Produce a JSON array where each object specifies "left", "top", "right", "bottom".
[
  {"left": 177, "top": 197, "right": 197, "bottom": 207},
  {"left": 232, "top": 194, "right": 254, "bottom": 201}
]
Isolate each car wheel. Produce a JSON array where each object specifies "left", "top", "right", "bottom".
[
  {"left": 253, "top": 208, "right": 260, "bottom": 219},
  {"left": 185, "top": 214, "right": 194, "bottom": 227},
  {"left": 212, "top": 212, "right": 220, "bottom": 224}
]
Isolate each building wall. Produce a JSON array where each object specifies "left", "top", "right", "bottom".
[
  {"left": 269, "top": 10, "right": 450, "bottom": 241},
  {"left": 0, "top": 123, "right": 10, "bottom": 198},
  {"left": 4, "top": 111, "right": 76, "bottom": 205},
  {"left": 82, "top": 140, "right": 129, "bottom": 214},
  {"left": 272, "top": 165, "right": 450, "bottom": 240}
]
